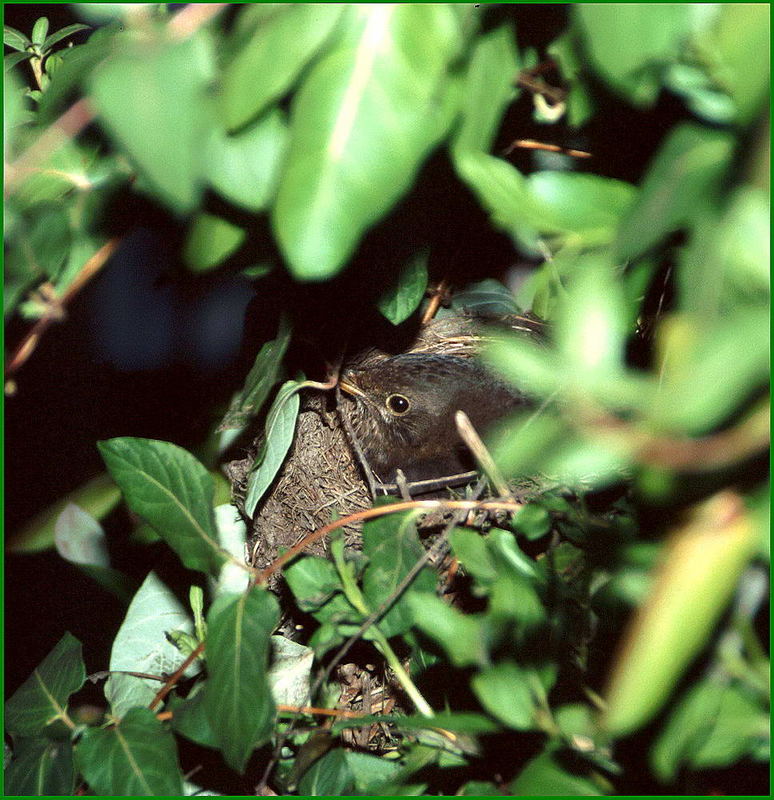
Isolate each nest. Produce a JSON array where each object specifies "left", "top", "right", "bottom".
[{"left": 226, "top": 313, "right": 546, "bottom": 582}]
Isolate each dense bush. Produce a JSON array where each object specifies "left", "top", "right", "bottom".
[{"left": 4, "top": 4, "right": 769, "bottom": 795}]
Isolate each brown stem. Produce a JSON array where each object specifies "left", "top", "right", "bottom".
[{"left": 148, "top": 641, "right": 205, "bottom": 711}]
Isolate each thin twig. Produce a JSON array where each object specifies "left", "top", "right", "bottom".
[
  {"left": 503, "top": 139, "right": 592, "bottom": 159},
  {"left": 255, "top": 498, "right": 524, "bottom": 584}
]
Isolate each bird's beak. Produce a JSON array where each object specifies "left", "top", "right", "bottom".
[{"left": 338, "top": 377, "right": 365, "bottom": 398}]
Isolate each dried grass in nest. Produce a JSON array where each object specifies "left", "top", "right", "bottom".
[{"left": 227, "top": 313, "right": 546, "bottom": 582}]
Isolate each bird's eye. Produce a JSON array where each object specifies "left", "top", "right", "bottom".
[{"left": 386, "top": 394, "right": 410, "bottom": 415}]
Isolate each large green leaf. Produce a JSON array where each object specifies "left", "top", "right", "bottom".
[
  {"left": 220, "top": 4, "right": 344, "bottom": 131},
  {"left": 574, "top": 3, "right": 697, "bottom": 106},
  {"left": 183, "top": 213, "right": 246, "bottom": 273},
  {"left": 470, "top": 661, "right": 537, "bottom": 730},
  {"left": 204, "top": 587, "right": 280, "bottom": 772},
  {"left": 4, "top": 737, "right": 76, "bottom": 796},
  {"left": 615, "top": 123, "right": 734, "bottom": 260},
  {"left": 75, "top": 707, "right": 183, "bottom": 796},
  {"left": 511, "top": 750, "right": 603, "bottom": 796},
  {"left": 5, "top": 633, "right": 85, "bottom": 736},
  {"left": 452, "top": 23, "right": 519, "bottom": 154},
  {"left": 272, "top": 4, "right": 464, "bottom": 279},
  {"left": 88, "top": 29, "right": 215, "bottom": 212},
  {"left": 205, "top": 109, "right": 288, "bottom": 212},
  {"left": 104, "top": 571, "right": 199, "bottom": 718},
  {"left": 376, "top": 250, "right": 428, "bottom": 325},
  {"left": 98, "top": 437, "right": 223, "bottom": 574},
  {"left": 361, "top": 507, "right": 435, "bottom": 637}
]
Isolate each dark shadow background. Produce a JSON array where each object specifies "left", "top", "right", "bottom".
[{"left": 4, "top": 4, "right": 767, "bottom": 795}]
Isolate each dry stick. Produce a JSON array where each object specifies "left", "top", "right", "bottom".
[
  {"left": 5, "top": 238, "right": 120, "bottom": 381},
  {"left": 503, "top": 139, "right": 592, "bottom": 159},
  {"left": 336, "top": 386, "right": 379, "bottom": 499},
  {"left": 421, "top": 279, "right": 450, "bottom": 324},
  {"left": 455, "top": 410, "right": 513, "bottom": 500}
]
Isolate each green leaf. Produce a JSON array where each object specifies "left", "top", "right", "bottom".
[
  {"left": 88, "top": 30, "right": 215, "bottom": 212},
  {"left": 268, "top": 636, "right": 314, "bottom": 708},
  {"left": 284, "top": 555, "right": 342, "bottom": 612},
  {"left": 104, "top": 571, "right": 199, "bottom": 718},
  {"left": 526, "top": 171, "right": 637, "bottom": 245},
  {"left": 221, "top": 4, "right": 344, "bottom": 131},
  {"left": 458, "top": 780, "right": 501, "bottom": 796},
  {"left": 512, "top": 503, "right": 551, "bottom": 541},
  {"left": 218, "top": 315, "right": 292, "bottom": 433},
  {"left": 511, "top": 750, "right": 603, "bottom": 796},
  {"left": 361, "top": 507, "right": 436, "bottom": 637},
  {"left": 4, "top": 737, "right": 76, "bottom": 796},
  {"left": 244, "top": 380, "right": 301, "bottom": 517},
  {"left": 376, "top": 250, "right": 429, "bottom": 325},
  {"left": 54, "top": 503, "right": 134, "bottom": 603},
  {"left": 4, "top": 25, "right": 31, "bottom": 51},
  {"left": 5, "top": 51, "right": 34, "bottom": 70},
  {"left": 42, "top": 23, "right": 90, "bottom": 51},
  {"left": 407, "top": 592, "right": 489, "bottom": 668},
  {"left": 297, "top": 747, "right": 353, "bottom": 796},
  {"left": 471, "top": 661, "right": 537, "bottom": 730},
  {"left": 450, "top": 528, "right": 498, "bottom": 584},
  {"left": 453, "top": 23, "right": 520, "bottom": 154},
  {"left": 5, "top": 633, "right": 85, "bottom": 736},
  {"left": 272, "top": 4, "right": 464, "bottom": 279},
  {"left": 206, "top": 109, "right": 289, "bottom": 212},
  {"left": 650, "top": 309, "right": 769, "bottom": 435},
  {"left": 183, "top": 213, "right": 246, "bottom": 273},
  {"left": 574, "top": 4, "right": 696, "bottom": 106},
  {"left": 448, "top": 278, "right": 520, "bottom": 316},
  {"left": 204, "top": 587, "right": 280, "bottom": 772},
  {"left": 75, "top": 707, "right": 183, "bottom": 796},
  {"left": 31, "top": 16, "right": 49, "bottom": 46},
  {"left": 98, "top": 437, "right": 224, "bottom": 574},
  {"left": 651, "top": 680, "right": 769, "bottom": 782},
  {"left": 169, "top": 687, "right": 216, "bottom": 750},
  {"left": 547, "top": 30, "right": 594, "bottom": 128},
  {"left": 7, "top": 472, "right": 121, "bottom": 554},
  {"left": 615, "top": 123, "right": 734, "bottom": 260},
  {"left": 603, "top": 492, "right": 759, "bottom": 736}
]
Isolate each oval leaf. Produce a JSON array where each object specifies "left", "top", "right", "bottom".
[
  {"left": 204, "top": 587, "right": 280, "bottom": 771},
  {"left": 98, "top": 437, "right": 223, "bottom": 574}
]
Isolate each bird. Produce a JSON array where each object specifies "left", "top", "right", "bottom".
[{"left": 337, "top": 352, "right": 528, "bottom": 485}]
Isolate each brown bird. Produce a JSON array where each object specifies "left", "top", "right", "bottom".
[{"left": 337, "top": 353, "right": 527, "bottom": 484}]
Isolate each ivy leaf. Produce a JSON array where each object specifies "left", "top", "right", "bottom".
[
  {"left": 98, "top": 437, "right": 224, "bottom": 575},
  {"left": 75, "top": 707, "right": 183, "bottom": 796},
  {"left": 204, "top": 587, "right": 280, "bottom": 772},
  {"left": 244, "top": 380, "right": 301, "bottom": 517},
  {"left": 5, "top": 633, "right": 85, "bottom": 736},
  {"left": 376, "top": 251, "right": 429, "bottom": 325}
]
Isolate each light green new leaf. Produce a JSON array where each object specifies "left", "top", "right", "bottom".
[
  {"left": 615, "top": 123, "right": 734, "bottom": 260},
  {"left": 244, "top": 380, "right": 301, "bottom": 517},
  {"left": 89, "top": 29, "right": 215, "bottom": 212},
  {"left": 105, "top": 571, "right": 199, "bottom": 718},
  {"left": 183, "top": 213, "right": 246, "bottom": 273},
  {"left": 76, "top": 707, "right": 183, "bottom": 796},
  {"left": 204, "top": 587, "right": 280, "bottom": 772},
  {"left": 98, "top": 437, "right": 223, "bottom": 574},
  {"left": 31, "top": 16, "right": 49, "bottom": 46},
  {"left": 471, "top": 661, "right": 537, "bottom": 730},
  {"left": 4, "top": 25, "right": 31, "bottom": 51},
  {"left": 453, "top": 23, "right": 520, "bottom": 154},
  {"left": 273, "top": 4, "right": 464, "bottom": 279},
  {"left": 206, "top": 109, "right": 288, "bottom": 212},
  {"left": 5, "top": 633, "right": 85, "bottom": 736},
  {"left": 42, "top": 23, "right": 90, "bottom": 52},
  {"left": 377, "top": 251, "right": 428, "bottom": 325},
  {"left": 361, "top": 507, "right": 435, "bottom": 637},
  {"left": 4, "top": 737, "right": 75, "bottom": 796},
  {"left": 221, "top": 4, "right": 344, "bottom": 131}
]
